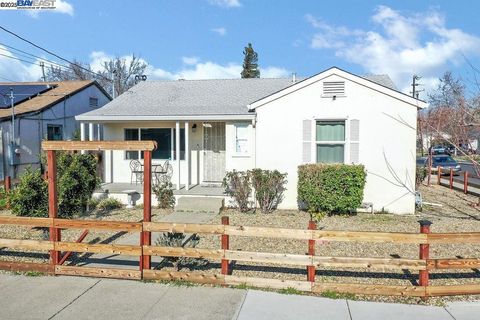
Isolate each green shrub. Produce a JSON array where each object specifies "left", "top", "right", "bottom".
[
  {"left": 153, "top": 182, "right": 175, "bottom": 209},
  {"left": 416, "top": 165, "right": 427, "bottom": 189},
  {"left": 57, "top": 152, "right": 100, "bottom": 217},
  {"left": 8, "top": 168, "right": 48, "bottom": 217},
  {"left": 298, "top": 164, "right": 366, "bottom": 215},
  {"left": 97, "top": 198, "right": 123, "bottom": 211},
  {"left": 9, "top": 152, "right": 99, "bottom": 218},
  {"left": 223, "top": 170, "right": 252, "bottom": 212},
  {"left": 250, "top": 169, "right": 287, "bottom": 213}
]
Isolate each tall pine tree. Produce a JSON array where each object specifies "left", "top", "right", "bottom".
[{"left": 241, "top": 43, "right": 260, "bottom": 78}]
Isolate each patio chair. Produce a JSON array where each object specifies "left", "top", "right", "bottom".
[
  {"left": 157, "top": 160, "right": 173, "bottom": 184},
  {"left": 129, "top": 159, "right": 143, "bottom": 184},
  {"left": 153, "top": 163, "right": 166, "bottom": 185}
]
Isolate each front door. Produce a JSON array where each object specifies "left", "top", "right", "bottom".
[{"left": 203, "top": 122, "right": 226, "bottom": 182}]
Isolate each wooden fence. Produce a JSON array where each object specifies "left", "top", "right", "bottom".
[
  {"left": 1, "top": 215, "right": 480, "bottom": 298},
  {"left": 431, "top": 165, "right": 480, "bottom": 196}
]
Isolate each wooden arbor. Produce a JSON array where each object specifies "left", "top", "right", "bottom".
[{"left": 41, "top": 140, "right": 157, "bottom": 270}]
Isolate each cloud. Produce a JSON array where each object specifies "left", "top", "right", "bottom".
[
  {"left": 211, "top": 27, "right": 227, "bottom": 36},
  {"left": 0, "top": 46, "right": 43, "bottom": 82},
  {"left": 207, "top": 0, "right": 241, "bottom": 8},
  {"left": 181, "top": 56, "right": 200, "bottom": 65},
  {"left": 25, "top": 0, "right": 74, "bottom": 17},
  {"left": 55, "top": 0, "right": 74, "bottom": 16},
  {"left": 306, "top": 6, "right": 480, "bottom": 94},
  {"left": 0, "top": 47, "right": 289, "bottom": 83}
]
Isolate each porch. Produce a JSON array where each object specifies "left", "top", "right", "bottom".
[{"left": 80, "top": 120, "right": 230, "bottom": 190}]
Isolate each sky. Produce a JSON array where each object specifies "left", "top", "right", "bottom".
[{"left": 0, "top": 0, "right": 479, "bottom": 99}]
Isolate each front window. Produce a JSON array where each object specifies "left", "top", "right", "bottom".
[
  {"left": 234, "top": 123, "right": 249, "bottom": 154},
  {"left": 125, "top": 128, "right": 185, "bottom": 160},
  {"left": 47, "top": 124, "right": 63, "bottom": 141},
  {"left": 316, "top": 120, "right": 345, "bottom": 163}
]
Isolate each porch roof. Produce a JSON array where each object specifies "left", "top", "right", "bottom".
[{"left": 76, "top": 78, "right": 295, "bottom": 121}]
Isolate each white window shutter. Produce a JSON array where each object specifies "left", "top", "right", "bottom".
[
  {"left": 302, "top": 119, "right": 312, "bottom": 163},
  {"left": 350, "top": 119, "right": 360, "bottom": 164}
]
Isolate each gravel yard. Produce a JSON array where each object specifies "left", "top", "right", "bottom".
[
  {"left": 188, "top": 184, "right": 480, "bottom": 305},
  {"left": 2, "top": 183, "right": 480, "bottom": 305}
]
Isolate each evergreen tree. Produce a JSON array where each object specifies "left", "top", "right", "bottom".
[{"left": 241, "top": 43, "right": 260, "bottom": 78}]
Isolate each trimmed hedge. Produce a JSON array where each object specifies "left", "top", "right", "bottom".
[{"left": 298, "top": 164, "right": 366, "bottom": 214}]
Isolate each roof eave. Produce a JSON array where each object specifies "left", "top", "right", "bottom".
[{"left": 75, "top": 114, "right": 255, "bottom": 122}]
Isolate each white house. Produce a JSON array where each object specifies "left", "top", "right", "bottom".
[
  {"left": 0, "top": 80, "right": 111, "bottom": 179},
  {"left": 77, "top": 67, "right": 427, "bottom": 214}
]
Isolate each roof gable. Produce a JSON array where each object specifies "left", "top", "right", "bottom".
[
  {"left": 0, "top": 80, "right": 111, "bottom": 120},
  {"left": 247, "top": 67, "right": 427, "bottom": 110}
]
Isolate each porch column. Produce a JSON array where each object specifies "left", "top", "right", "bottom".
[
  {"left": 176, "top": 121, "right": 181, "bottom": 190},
  {"left": 185, "top": 121, "right": 190, "bottom": 190},
  {"left": 80, "top": 122, "right": 86, "bottom": 154},
  {"left": 89, "top": 123, "right": 94, "bottom": 141},
  {"left": 97, "top": 124, "right": 101, "bottom": 141}
]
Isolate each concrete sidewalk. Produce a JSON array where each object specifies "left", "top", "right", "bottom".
[{"left": 0, "top": 274, "right": 479, "bottom": 320}]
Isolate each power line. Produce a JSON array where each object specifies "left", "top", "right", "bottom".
[
  {"left": 0, "top": 42, "right": 69, "bottom": 70},
  {"left": 0, "top": 52, "right": 38, "bottom": 65},
  {"left": 0, "top": 51, "right": 73, "bottom": 76},
  {"left": 0, "top": 74, "right": 14, "bottom": 82},
  {"left": 0, "top": 25, "right": 111, "bottom": 82}
]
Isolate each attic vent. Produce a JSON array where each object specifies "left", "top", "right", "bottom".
[{"left": 322, "top": 81, "right": 345, "bottom": 97}]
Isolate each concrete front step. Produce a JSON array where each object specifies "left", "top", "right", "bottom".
[{"left": 175, "top": 196, "right": 224, "bottom": 214}]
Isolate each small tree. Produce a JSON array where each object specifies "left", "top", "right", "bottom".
[
  {"left": 223, "top": 170, "right": 252, "bottom": 212},
  {"left": 241, "top": 43, "right": 260, "bottom": 78},
  {"left": 250, "top": 169, "right": 287, "bottom": 213},
  {"left": 153, "top": 182, "right": 175, "bottom": 209}
]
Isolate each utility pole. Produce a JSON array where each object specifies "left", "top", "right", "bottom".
[
  {"left": 111, "top": 70, "right": 117, "bottom": 99},
  {"left": 411, "top": 75, "right": 424, "bottom": 99},
  {"left": 40, "top": 61, "right": 46, "bottom": 82},
  {"left": 10, "top": 88, "right": 15, "bottom": 144}
]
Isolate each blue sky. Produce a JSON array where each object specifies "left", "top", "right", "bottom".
[{"left": 0, "top": 0, "right": 479, "bottom": 98}]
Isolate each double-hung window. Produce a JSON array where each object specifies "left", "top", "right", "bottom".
[
  {"left": 234, "top": 123, "right": 249, "bottom": 154},
  {"left": 316, "top": 120, "right": 345, "bottom": 163},
  {"left": 125, "top": 128, "right": 185, "bottom": 160}
]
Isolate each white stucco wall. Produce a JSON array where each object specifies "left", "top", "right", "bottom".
[
  {"left": 254, "top": 74, "right": 419, "bottom": 214},
  {"left": 0, "top": 84, "right": 110, "bottom": 178}
]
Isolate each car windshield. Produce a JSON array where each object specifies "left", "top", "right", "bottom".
[{"left": 434, "top": 156, "right": 455, "bottom": 163}]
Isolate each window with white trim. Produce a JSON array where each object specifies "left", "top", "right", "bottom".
[
  {"left": 316, "top": 120, "right": 345, "bottom": 163},
  {"left": 234, "top": 123, "right": 249, "bottom": 154}
]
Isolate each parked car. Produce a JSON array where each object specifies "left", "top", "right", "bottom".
[
  {"left": 417, "top": 155, "right": 462, "bottom": 175},
  {"left": 431, "top": 155, "right": 461, "bottom": 175},
  {"left": 430, "top": 145, "right": 450, "bottom": 155}
]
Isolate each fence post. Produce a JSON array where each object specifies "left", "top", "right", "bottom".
[
  {"left": 307, "top": 220, "right": 316, "bottom": 282},
  {"left": 142, "top": 150, "right": 152, "bottom": 272},
  {"left": 449, "top": 168, "right": 454, "bottom": 189},
  {"left": 47, "top": 150, "right": 60, "bottom": 266},
  {"left": 221, "top": 216, "right": 230, "bottom": 275},
  {"left": 437, "top": 166, "right": 441, "bottom": 185},
  {"left": 4, "top": 176, "right": 11, "bottom": 209},
  {"left": 464, "top": 171, "right": 468, "bottom": 194},
  {"left": 418, "top": 220, "right": 432, "bottom": 298}
]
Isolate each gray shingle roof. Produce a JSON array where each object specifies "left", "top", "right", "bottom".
[{"left": 79, "top": 74, "right": 397, "bottom": 118}]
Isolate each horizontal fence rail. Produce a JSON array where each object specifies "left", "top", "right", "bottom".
[{"left": 1, "top": 216, "right": 480, "bottom": 298}]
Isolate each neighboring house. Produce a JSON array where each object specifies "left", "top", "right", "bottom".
[
  {"left": 0, "top": 80, "right": 111, "bottom": 179},
  {"left": 77, "top": 67, "right": 427, "bottom": 214}
]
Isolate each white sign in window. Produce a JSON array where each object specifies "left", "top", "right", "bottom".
[{"left": 235, "top": 124, "right": 249, "bottom": 154}]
